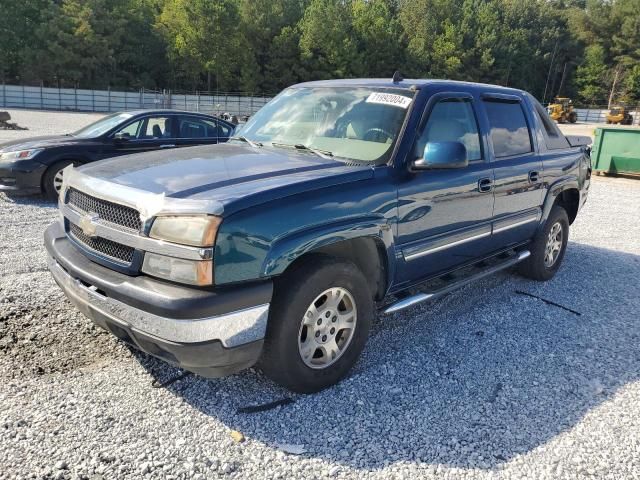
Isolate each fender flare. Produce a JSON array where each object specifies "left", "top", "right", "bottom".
[
  {"left": 261, "top": 215, "right": 396, "bottom": 294},
  {"left": 540, "top": 177, "right": 579, "bottom": 226}
]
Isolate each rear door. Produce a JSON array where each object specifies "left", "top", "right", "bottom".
[
  {"left": 481, "top": 94, "right": 544, "bottom": 245},
  {"left": 395, "top": 92, "right": 495, "bottom": 286},
  {"left": 175, "top": 116, "right": 234, "bottom": 148}
]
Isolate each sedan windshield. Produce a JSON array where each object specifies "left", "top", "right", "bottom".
[
  {"left": 73, "top": 112, "right": 134, "bottom": 138},
  {"left": 236, "top": 87, "right": 414, "bottom": 163}
]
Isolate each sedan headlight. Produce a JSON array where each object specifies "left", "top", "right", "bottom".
[
  {"left": 149, "top": 215, "right": 221, "bottom": 247},
  {"left": 0, "top": 148, "right": 44, "bottom": 163},
  {"left": 143, "top": 215, "right": 221, "bottom": 285}
]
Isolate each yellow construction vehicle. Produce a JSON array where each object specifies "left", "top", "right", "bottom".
[
  {"left": 547, "top": 97, "right": 577, "bottom": 123},
  {"left": 606, "top": 106, "right": 633, "bottom": 125}
]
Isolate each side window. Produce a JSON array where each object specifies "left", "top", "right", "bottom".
[
  {"left": 483, "top": 100, "right": 532, "bottom": 158},
  {"left": 114, "top": 116, "right": 173, "bottom": 140},
  {"left": 141, "top": 116, "right": 173, "bottom": 139},
  {"left": 178, "top": 117, "right": 227, "bottom": 138},
  {"left": 532, "top": 100, "right": 570, "bottom": 150},
  {"left": 416, "top": 98, "right": 482, "bottom": 162},
  {"left": 115, "top": 120, "right": 142, "bottom": 139}
]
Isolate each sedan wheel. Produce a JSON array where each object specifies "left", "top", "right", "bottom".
[{"left": 53, "top": 167, "right": 65, "bottom": 193}]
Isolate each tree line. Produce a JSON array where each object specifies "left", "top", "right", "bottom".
[{"left": 1, "top": 0, "right": 639, "bottom": 105}]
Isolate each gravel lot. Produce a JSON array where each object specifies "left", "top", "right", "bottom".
[{"left": 1, "top": 111, "right": 640, "bottom": 480}]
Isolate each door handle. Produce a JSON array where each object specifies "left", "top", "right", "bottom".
[
  {"left": 159, "top": 144, "right": 176, "bottom": 149},
  {"left": 478, "top": 178, "right": 493, "bottom": 193},
  {"left": 529, "top": 170, "right": 540, "bottom": 183}
]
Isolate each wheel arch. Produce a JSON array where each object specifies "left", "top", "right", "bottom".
[
  {"left": 541, "top": 179, "right": 580, "bottom": 226},
  {"left": 263, "top": 219, "right": 395, "bottom": 301}
]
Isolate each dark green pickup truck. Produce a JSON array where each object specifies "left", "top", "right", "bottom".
[{"left": 45, "top": 77, "right": 592, "bottom": 392}]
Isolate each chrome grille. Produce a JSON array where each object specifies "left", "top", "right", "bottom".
[
  {"left": 67, "top": 188, "right": 141, "bottom": 232},
  {"left": 69, "top": 223, "right": 135, "bottom": 264}
]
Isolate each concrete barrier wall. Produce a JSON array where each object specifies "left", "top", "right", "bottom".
[
  {"left": 573, "top": 108, "right": 639, "bottom": 125},
  {"left": 0, "top": 84, "right": 273, "bottom": 116}
]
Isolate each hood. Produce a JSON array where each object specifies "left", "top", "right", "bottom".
[
  {"left": 0, "top": 135, "right": 86, "bottom": 151},
  {"left": 77, "top": 143, "right": 373, "bottom": 215}
]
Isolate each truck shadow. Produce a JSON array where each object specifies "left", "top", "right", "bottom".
[{"left": 137, "top": 241, "right": 640, "bottom": 471}]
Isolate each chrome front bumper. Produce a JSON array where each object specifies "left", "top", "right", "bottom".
[
  {"left": 45, "top": 221, "right": 271, "bottom": 376},
  {"left": 49, "top": 255, "right": 269, "bottom": 348}
]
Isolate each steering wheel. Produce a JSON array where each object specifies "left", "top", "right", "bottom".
[{"left": 363, "top": 127, "right": 393, "bottom": 143}]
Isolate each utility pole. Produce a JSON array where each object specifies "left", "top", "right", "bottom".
[
  {"left": 543, "top": 37, "right": 560, "bottom": 104},
  {"left": 608, "top": 66, "right": 621, "bottom": 109},
  {"left": 557, "top": 62, "right": 568, "bottom": 97}
]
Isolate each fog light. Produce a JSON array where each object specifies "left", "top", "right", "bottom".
[{"left": 142, "top": 253, "right": 213, "bottom": 286}]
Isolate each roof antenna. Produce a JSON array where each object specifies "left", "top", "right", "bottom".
[{"left": 392, "top": 71, "right": 404, "bottom": 83}]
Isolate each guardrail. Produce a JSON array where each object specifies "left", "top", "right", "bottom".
[{"left": 0, "top": 84, "right": 273, "bottom": 117}]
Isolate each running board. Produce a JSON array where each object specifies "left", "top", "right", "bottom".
[{"left": 383, "top": 250, "right": 531, "bottom": 314}]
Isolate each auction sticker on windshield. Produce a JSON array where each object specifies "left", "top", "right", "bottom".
[{"left": 366, "top": 92, "right": 412, "bottom": 109}]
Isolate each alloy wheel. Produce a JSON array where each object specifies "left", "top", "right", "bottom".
[
  {"left": 298, "top": 287, "right": 357, "bottom": 369},
  {"left": 544, "top": 222, "right": 563, "bottom": 268}
]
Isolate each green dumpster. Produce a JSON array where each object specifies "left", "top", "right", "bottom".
[{"left": 592, "top": 126, "right": 640, "bottom": 176}]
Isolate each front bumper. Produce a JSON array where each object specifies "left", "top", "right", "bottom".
[
  {"left": 0, "top": 160, "right": 45, "bottom": 194},
  {"left": 45, "top": 222, "right": 272, "bottom": 377}
]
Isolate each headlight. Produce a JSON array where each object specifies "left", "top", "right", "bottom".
[
  {"left": 144, "top": 215, "right": 221, "bottom": 285},
  {"left": 142, "top": 253, "right": 213, "bottom": 286},
  {"left": 149, "top": 215, "right": 221, "bottom": 247},
  {"left": 0, "top": 148, "right": 44, "bottom": 162}
]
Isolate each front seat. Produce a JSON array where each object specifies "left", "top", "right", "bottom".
[{"left": 163, "top": 118, "right": 173, "bottom": 138}]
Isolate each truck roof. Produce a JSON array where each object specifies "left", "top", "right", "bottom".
[{"left": 291, "top": 78, "right": 527, "bottom": 96}]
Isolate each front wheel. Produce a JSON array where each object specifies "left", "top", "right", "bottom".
[
  {"left": 259, "top": 256, "right": 373, "bottom": 393},
  {"left": 43, "top": 160, "right": 74, "bottom": 201},
  {"left": 518, "top": 205, "right": 569, "bottom": 281}
]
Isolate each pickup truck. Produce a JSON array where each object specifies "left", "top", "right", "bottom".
[{"left": 45, "top": 78, "right": 592, "bottom": 393}]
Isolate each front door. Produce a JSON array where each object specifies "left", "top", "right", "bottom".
[
  {"left": 102, "top": 115, "right": 178, "bottom": 158},
  {"left": 480, "top": 95, "right": 544, "bottom": 245},
  {"left": 395, "top": 92, "right": 495, "bottom": 287}
]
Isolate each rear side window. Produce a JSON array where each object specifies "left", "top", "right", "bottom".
[
  {"left": 178, "top": 117, "right": 232, "bottom": 139},
  {"left": 415, "top": 98, "right": 482, "bottom": 162},
  {"left": 483, "top": 100, "right": 532, "bottom": 158},
  {"left": 532, "top": 100, "right": 570, "bottom": 150}
]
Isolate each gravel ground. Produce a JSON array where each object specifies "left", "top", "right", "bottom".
[{"left": 1, "top": 111, "right": 640, "bottom": 479}]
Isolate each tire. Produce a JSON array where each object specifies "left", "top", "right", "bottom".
[
  {"left": 518, "top": 205, "right": 569, "bottom": 281},
  {"left": 43, "top": 160, "right": 74, "bottom": 201},
  {"left": 259, "top": 255, "right": 373, "bottom": 393},
  {"left": 568, "top": 112, "right": 577, "bottom": 123}
]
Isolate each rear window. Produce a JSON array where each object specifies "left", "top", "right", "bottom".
[
  {"left": 483, "top": 100, "right": 532, "bottom": 158},
  {"left": 532, "top": 100, "right": 569, "bottom": 150}
]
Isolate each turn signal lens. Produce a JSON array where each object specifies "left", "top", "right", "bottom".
[{"left": 142, "top": 253, "right": 213, "bottom": 286}]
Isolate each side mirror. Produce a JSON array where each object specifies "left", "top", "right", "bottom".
[
  {"left": 114, "top": 132, "right": 130, "bottom": 142},
  {"left": 412, "top": 141, "right": 468, "bottom": 170}
]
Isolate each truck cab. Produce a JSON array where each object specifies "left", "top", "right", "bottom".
[{"left": 45, "top": 78, "right": 591, "bottom": 393}]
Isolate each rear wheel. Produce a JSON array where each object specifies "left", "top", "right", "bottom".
[
  {"left": 259, "top": 256, "right": 373, "bottom": 393},
  {"left": 518, "top": 205, "right": 569, "bottom": 281},
  {"left": 568, "top": 112, "right": 577, "bottom": 123},
  {"left": 43, "top": 160, "right": 74, "bottom": 201}
]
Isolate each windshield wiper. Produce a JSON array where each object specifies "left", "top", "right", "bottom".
[
  {"left": 270, "top": 142, "right": 333, "bottom": 159},
  {"left": 230, "top": 136, "right": 262, "bottom": 148}
]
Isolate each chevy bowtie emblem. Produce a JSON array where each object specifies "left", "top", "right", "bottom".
[{"left": 79, "top": 213, "right": 100, "bottom": 237}]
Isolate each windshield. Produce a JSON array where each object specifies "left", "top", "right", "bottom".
[
  {"left": 236, "top": 87, "right": 414, "bottom": 162},
  {"left": 73, "top": 112, "right": 134, "bottom": 138},
  {"left": 610, "top": 108, "right": 621, "bottom": 115}
]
